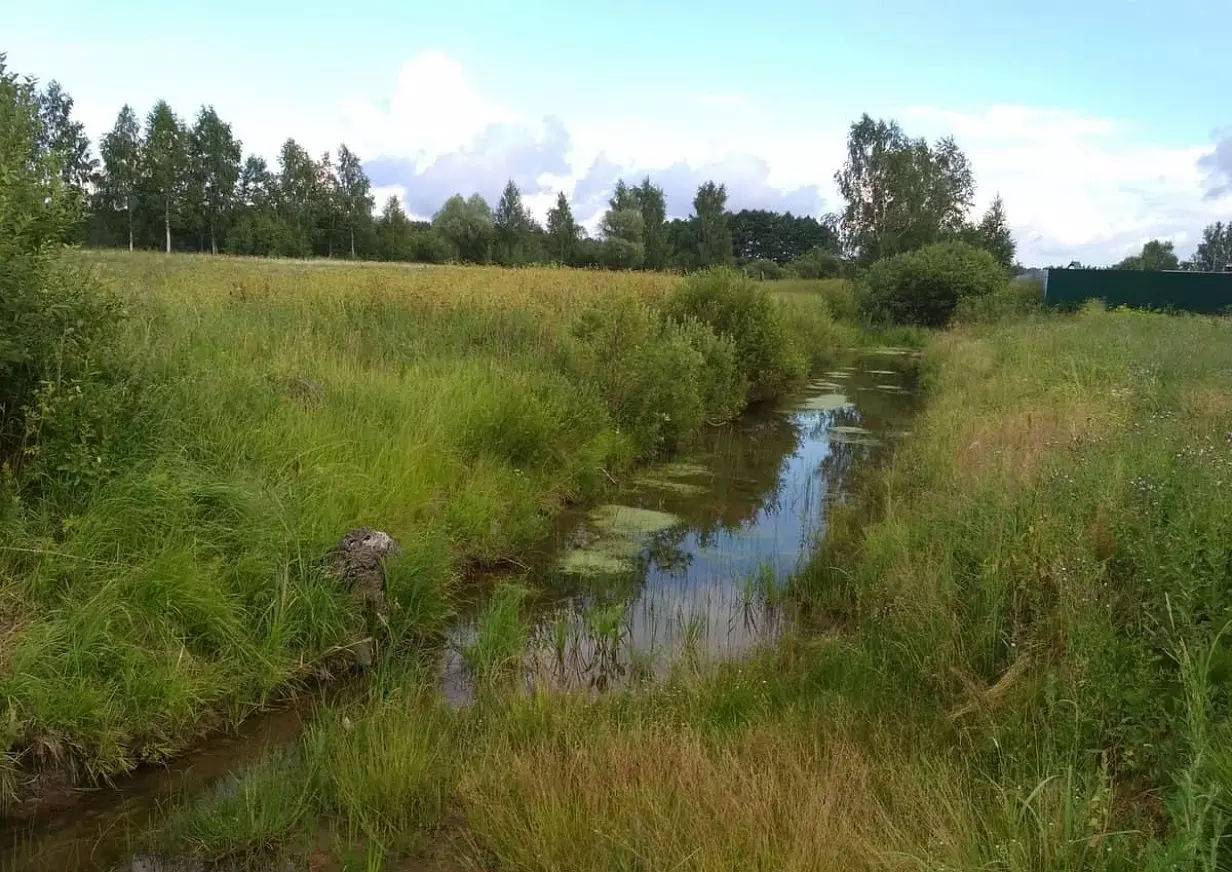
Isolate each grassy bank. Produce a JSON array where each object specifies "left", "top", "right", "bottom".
[
  {"left": 148, "top": 304, "right": 1232, "bottom": 870},
  {"left": 0, "top": 253, "right": 851, "bottom": 804}
]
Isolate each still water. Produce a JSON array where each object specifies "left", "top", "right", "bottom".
[{"left": 0, "top": 349, "right": 918, "bottom": 872}]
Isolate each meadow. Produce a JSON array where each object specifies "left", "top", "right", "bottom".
[
  {"left": 138, "top": 303, "right": 1232, "bottom": 872},
  {"left": 0, "top": 253, "right": 851, "bottom": 805}
]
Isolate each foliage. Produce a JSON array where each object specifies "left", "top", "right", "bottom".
[
  {"left": 742, "top": 258, "right": 786, "bottom": 280},
  {"left": 433, "top": 193, "right": 494, "bottom": 263},
  {"left": 335, "top": 144, "right": 373, "bottom": 258},
  {"left": 634, "top": 178, "right": 669, "bottom": 270},
  {"left": 493, "top": 179, "right": 537, "bottom": 266},
  {"left": 186, "top": 106, "right": 242, "bottom": 255},
  {"left": 544, "top": 192, "right": 578, "bottom": 264},
  {"left": 1116, "top": 238, "right": 1180, "bottom": 271},
  {"left": 0, "top": 252, "right": 848, "bottom": 798},
  {"left": 662, "top": 268, "right": 805, "bottom": 402},
  {"left": 34, "top": 79, "right": 95, "bottom": 200},
  {"left": 95, "top": 105, "right": 142, "bottom": 250},
  {"left": 970, "top": 194, "right": 1015, "bottom": 270},
  {"left": 788, "top": 245, "right": 844, "bottom": 279},
  {"left": 953, "top": 277, "right": 1045, "bottom": 323},
  {"left": 1187, "top": 221, "right": 1232, "bottom": 272},
  {"left": 0, "top": 57, "right": 119, "bottom": 462},
  {"left": 692, "top": 181, "right": 734, "bottom": 267},
  {"left": 600, "top": 201, "right": 646, "bottom": 269},
  {"left": 836, "top": 114, "right": 974, "bottom": 264},
  {"left": 729, "top": 209, "right": 839, "bottom": 264},
  {"left": 863, "top": 240, "right": 1007, "bottom": 327},
  {"left": 142, "top": 100, "right": 187, "bottom": 253}
]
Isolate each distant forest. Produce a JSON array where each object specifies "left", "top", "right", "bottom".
[{"left": 38, "top": 57, "right": 1232, "bottom": 275}]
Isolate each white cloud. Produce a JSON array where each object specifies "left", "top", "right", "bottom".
[
  {"left": 339, "top": 50, "right": 518, "bottom": 162},
  {"left": 271, "top": 52, "right": 1232, "bottom": 265},
  {"left": 904, "top": 105, "right": 1231, "bottom": 264}
]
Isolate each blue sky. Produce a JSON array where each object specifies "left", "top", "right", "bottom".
[{"left": 7, "top": 0, "right": 1232, "bottom": 263}]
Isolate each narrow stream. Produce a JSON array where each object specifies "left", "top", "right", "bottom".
[{"left": 0, "top": 349, "right": 919, "bottom": 872}]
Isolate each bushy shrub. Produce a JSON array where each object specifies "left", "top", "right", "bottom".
[
  {"left": 788, "top": 247, "right": 843, "bottom": 279},
  {"left": 565, "top": 297, "right": 702, "bottom": 457},
  {"left": 0, "top": 59, "right": 120, "bottom": 465},
  {"left": 812, "top": 279, "right": 863, "bottom": 323},
  {"left": 742, "top": 259, "right": 785, "bottom": 280},
  {"left": 600, "top": 237, "right": 645, "bottom": 270},
  {"left": 662, "top": 268, "right": 805, "bottom": 402},
  {"left": 954, "top": 277, "right": 1045, "bottom": 324},
  {"left": 863, "top": 241, "right": 1007, "bottom": 327}
]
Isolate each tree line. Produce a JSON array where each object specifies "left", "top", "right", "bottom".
[
  {"left": 30, "top": 79, "right": 843, "bottom": 272},
  {"left": 53, "top": 63, "right": 1232, "bottom": 276}
]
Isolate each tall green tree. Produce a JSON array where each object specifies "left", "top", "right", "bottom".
[
  {"left": 972, "top": 195, "right": 1015, "bottom": 270},
  {"left": 35, "top": 80, "right": 95, "bottom": 194},
  {"left": 493, "top": 179, "right": 534, "bottom": 265},
  {"left": 336, "top": 144, "right": 373, "bottom": 258},
  {"left": 227, "top": 154, "right": 286, "bottom": 255},
  {"left": 275, "top": 138, "right": 320, "bottom": 256},
  {"left": 835, "top": 114, "right": 974, "bottom": 263},
  {"left": 634, "top": 178, "right": 668, "bottom": 270},
  {"left": 1187, "top": 221, "right": 1232, "bottom": 271},
  {"left": 142, "top": 100, "right": 187, "bottom": 253},
  {"left": 188, "top": 106, "right": 241, "bottom": 254},
  {"left": 600, "top": 182, "right": 645, "bottom": 269},
  {"left": 728, "top": 210, "right": 839, "bottom": 264},
  {"left": 609, "top": 178, "right": 638, "bottom": 213},
  {"left": 545, "top": 192, "right": 578, "bottom": 264},
  {"left": 98, "top": 105, "right": 142, "bottom": 251},
  {"left": 693, "top": 181, "right": 733, "bottom": 267},
  {"left": 433, "top": 193, "right": 494, "bottom": 263},
  {"left": 1115, "top": 239, "right": 1179, "bottom": 271},
  {"left": 375, "top": 195, "right": 414, "bottom": 261},
  {"left": 314, "top": 150, "right": 342, "bottom": 257}
]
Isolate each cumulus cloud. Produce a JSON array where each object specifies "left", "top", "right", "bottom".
[
  {"left": 904, "top": 105, "right": 1229, "bottom": 264},
  {"left": 1199, "top": 129, "right": 1232, "bottom": 199},
  {"left": 365, "top": 117, "right": 570, "bottom": 218},
  {"left": 336, "top": 52, "right": 1229, "bottom": 264}
]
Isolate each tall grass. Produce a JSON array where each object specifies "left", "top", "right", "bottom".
[
  {"left": 0, "top": 253, "right": 848, "bottom": 801},
  {"left": 144, "top": 304, "right": 1232, "bottom": 870}
]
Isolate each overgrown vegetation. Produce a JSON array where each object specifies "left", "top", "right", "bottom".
[
  {"left": 0, "top": 57, "right": 119, "bottom": 462},
  {"left": 137, "top": 305, "right": 1232, "bottom": 872},
  {"left": 0, "top": 251, "right": 848, "bottom": 802}
]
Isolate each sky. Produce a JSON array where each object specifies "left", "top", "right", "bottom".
[{"left": 6, "top": 0, "right": 1232, "bottom": 265}]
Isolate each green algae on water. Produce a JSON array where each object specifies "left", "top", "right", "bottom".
[
  {"left": 590, "top": 505, "right": 682, "bottom": 537},
  {"left": 653, "top": 462, "right": 711, "bottom": 480},
  {"left": 800, "top": 393, "right": 852, "bottom": 411},
  {"left": 634, "top": 476, "right": 708, "bottom": 496}
]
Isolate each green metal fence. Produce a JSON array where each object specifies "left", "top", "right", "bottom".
[{"left": 1044, "top": 268, "right": 1232, "bottom": 313}]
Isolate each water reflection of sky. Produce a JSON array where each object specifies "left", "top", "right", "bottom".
[{"left": 445, "top": 351, "right": 920, "bottom": 697}]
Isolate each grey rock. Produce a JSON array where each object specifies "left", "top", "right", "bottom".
[{"left": 326, "top": 527, "right": 400, "bottom": 619}]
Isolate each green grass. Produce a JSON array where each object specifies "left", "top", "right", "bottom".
[
  {"left": 0, "top": 253, "right": 848, "bottom": 802},
  {"left": 143, "top": 303, "right": 1232, "bottom": 871}
]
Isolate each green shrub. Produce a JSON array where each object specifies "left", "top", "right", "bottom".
[
  {"left": 863, "top": 241, "right": 1007, "bottom": 327},
  {"left": 742, "top": 259, "right": 785, "bottom": 280},
  {"left": 954, "top": 277, "right": 1045, "bottom": 324},
  {"left": 814, "top": 279, "right": 863, "bottom": 323},
  {"left": 565, "top": 297, "right": 707, "bottom": 456},
  {"left": 788, "top": 246, "right": 843, "bottom": 279},
  {"left": 599, "top": 237, "right": 644, "bottom": 270},
  {"left": 0, "top": 60, "right": 119, "bottom": 462},
  {"left": 662, "top": 268, "right": 805, "bottom": 403}
]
